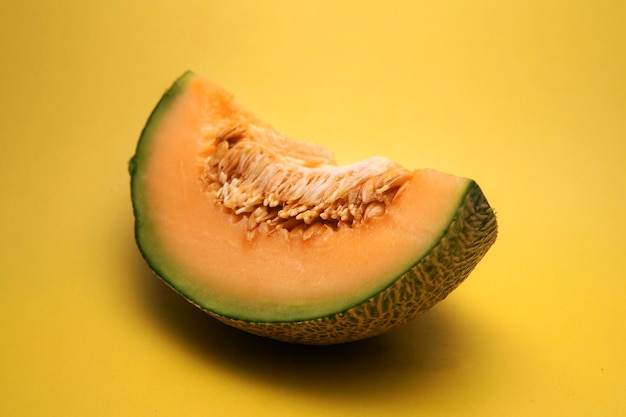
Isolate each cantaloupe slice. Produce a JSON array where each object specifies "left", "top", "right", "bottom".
[{"left": 129, "top": 71, "right": 498, "bottom": 345}]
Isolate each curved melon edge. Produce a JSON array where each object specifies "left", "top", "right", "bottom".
[
  {"left": 205, "top": 181, "right": 497, "bottom": 344},
  {"left": 129, "top": 71, "right": 196, "bottom": 173},
  {"left": 129, "top": 71, "right": 203, "bottom": 311}
]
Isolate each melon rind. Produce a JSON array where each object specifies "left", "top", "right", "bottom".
[{"left": 204, "top": 181, "right": 497, "bottom": 344}]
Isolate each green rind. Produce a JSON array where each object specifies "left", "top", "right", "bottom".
[
  {"left": 130, "top": 71, "right": 205, "bottom": 308},
  {"left": 192, "top": 181, "right": 470, "bottom": 323},
  {"left": 205, "top": 181, "right": 498, "bottom": 344},
  {"left": 130, "top": 71, "right": 196, "bottom": 178}
]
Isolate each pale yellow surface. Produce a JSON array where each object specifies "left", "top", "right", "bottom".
[{"left": 1, "top": 1, "right": 624, "bottom": 415}]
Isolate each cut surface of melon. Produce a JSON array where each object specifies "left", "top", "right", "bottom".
[{"left": 130, "top": 71, "right": 498, "bottom": 343}]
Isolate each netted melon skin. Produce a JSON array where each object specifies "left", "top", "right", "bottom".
[{"left": 205, "top": 181, "right": 498, "bottom": 345}]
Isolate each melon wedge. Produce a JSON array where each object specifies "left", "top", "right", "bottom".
[{"left": 129, "top": 71, "right": 498, "bottom": 345}]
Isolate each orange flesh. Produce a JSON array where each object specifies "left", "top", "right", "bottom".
[{"left": 135, "top": 75, "right": 470, "bottom": 321}]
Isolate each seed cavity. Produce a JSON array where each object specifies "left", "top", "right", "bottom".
[{"left": 201, "top": 124, "right": 413, "bottom": 240}]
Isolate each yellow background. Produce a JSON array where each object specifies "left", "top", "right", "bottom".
[{"left": 1, "top": 1, "right": 624, "bottom": 415}]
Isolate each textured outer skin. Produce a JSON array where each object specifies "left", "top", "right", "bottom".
[{"left": 201, "top": 181, "right": 498, "bottom": 345}]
